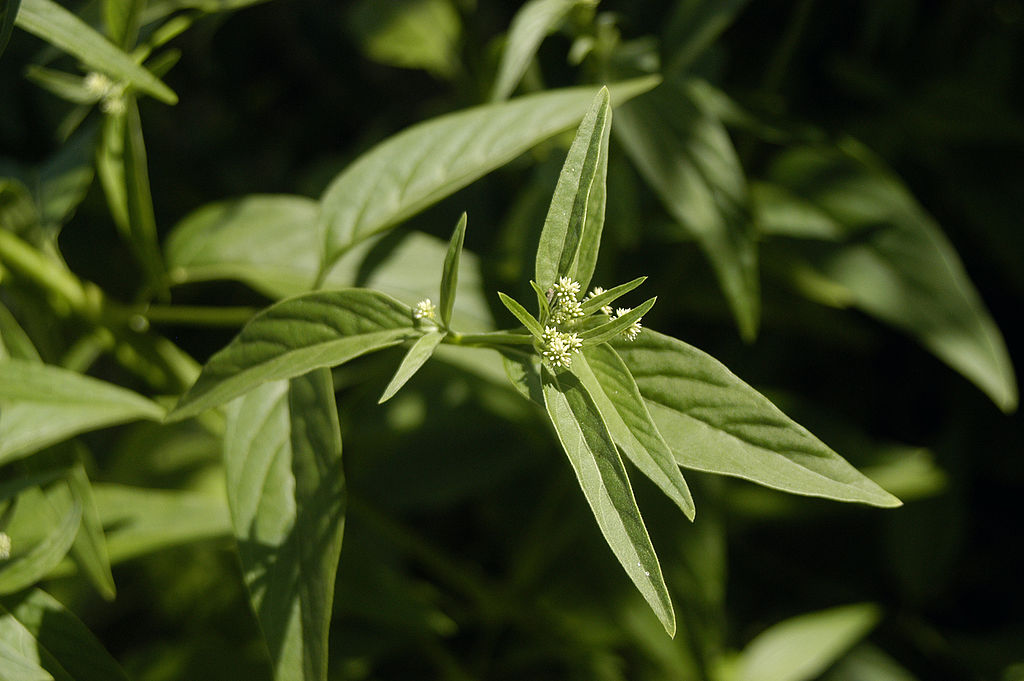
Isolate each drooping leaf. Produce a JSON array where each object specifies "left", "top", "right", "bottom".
[
  {"left": 439, "top": 212, "right": 466, "bottom": 327},
  {"left": 0, "top": 588, "right": 130, "bottom": 681},
  {"left": 615, "top": 78, "right": 760, "bottom": 340},
  {"left": 169, "top": 290, "right": 418, "bottom": 421},
  {"left": 14, "top": 0, "right": 177, "bottom": 104},
  {"left": 614, "top": 330, "right": 901, "bottom": 507},
  {"left": 318, "top": 77, "right": 658, "bottom": 273},
  {"left": 734, "top": 603, "right": 881, "bottom": 681},
  {"left": 757, "top": 141, "right": 1017, "bottom": 412},
  {"left": 0, "top": 486, "right": 81, "bottom": 595},
  {"left": 378, "top": 330, "right": 446, "bottom": 404},
  {"left": 535, "top": 87, "right": 611, "bottom": 291},
  {"left": 224, "top": 368, "right": 345, "bottom": 681},
  {"left": 491, "top": 0, "right": 579, "bottom": 101},
  {"left": 541, "top": 367, "right": 675, "bottom": 636},
  {"left": 0, "top": 0, "right": 21, "bottom": 60},
  {"left": 65, "top": 463, "right": 115, "bottom": 600},
  {"left": 571, "top": 344, "right": 695, "bottom": 519},
  {"left": 0, "top": 359, "right": 165, "bottom": 465}
]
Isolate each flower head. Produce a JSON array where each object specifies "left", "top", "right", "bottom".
[
  {"left": 541, "top": 326, "right": 583, "bottom": 368},
  {"left": 84, "top": 72, "right": 113, "bottom": 96},
  {"left": 553, "top": 276, "right": 582, "bottom": 302},
  {"left": 615, "top": 307, "right": 643, "bottom": 342},
  {"left": 413, "top": 298, "right": 437, "bottom": 321}
]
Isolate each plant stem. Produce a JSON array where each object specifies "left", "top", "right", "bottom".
[
  {"left": 0, "top": 230, "right": 87, "bottom": 309},
  {"left": 446, "top": 330, "right": 534, "bottom": 347}
]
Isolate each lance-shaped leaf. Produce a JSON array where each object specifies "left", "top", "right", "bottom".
[
  {"left": 579, "top": 297, "right": 655, "bottom": 345},
  {"left": 571, "top": 344, "right": 695, "bottom": 519},
  {"left": 497, "top": 292, "right": 544, "bottom": 338},
  {"left": 0, "top": 488, "right": 81, "bottom": 595},
  {"left": 439, "top": 212, "right": 466, "bottom": 327},
  {"left": 14, "top": 0, "right": 177, "bottom": 104},
  {"left": 0, "top": 588, "right": 130, "bottom": 681},
  {"left": 0, "top": 360, "right": 165, "bottom": 465},
  {"left": 757, "top": 141, "right": 1017, "bottom": 412},
  {"left": 65, "top": 462, "right": 115, "bottom": 600},
  {"left": 615, "top": 78, "right": 760, "bottom": 340},
  {"left": 319, "top": 77, "right": 657, "bottom": 273},
  {"left": 490, "top": 0, "right": 579, "bottom": 101},
  {"left": 614, "top": 330, "right": 901, "bottom": 507},
  {"left": 535, "top": 87, "right": 611, "bottom": 291},
  {"left": 378, "top": 330, "right": 446, "bottom": 404},
  {"left": 168, "top": 290, "right": 417, "bottom": 421},
  {"left": 541, "top": 367, "right": 675, "bottom": 636},
  {"left": 224, "top": 368, "right": 345, "bottom": 681},
  {"left": 0, "top": 302, "right": 39, "bottom": 361},
  {"left": 579, "top": 276, "right": 646, "bottom": 315}
]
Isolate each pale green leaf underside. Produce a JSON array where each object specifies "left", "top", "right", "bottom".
[
  {"left": 0, "top": 588, "right": 130, "bottom": 681},
  {"left": 225, "top": 369, "right": 345, "bottom": 681},
  {"left": 542, "top": 368, "right": 675, "bottom": 636},
  {"left": 614, "top": 331, "right": 901, "bottom": 507},
  {"left": 0, "top": 637, "right": 53, "bottom": 681},
  {"left": 491, "top": 0, "right": 578, "bottom": 101},
  {"left": 735, "top": 603, "right": 881, "bottom": 681},
  {"left": 169, "top": 290, "right": 418, "bottom": 421},
  {"left": 14, "top": 0, "right": 177, "bottom": 104},
  {"left": 0, "top": 359, "right": 165, "bottom": 465},
  {"left": 379, "top": 330, "right": 446, "bottom": 403},
  {"left": 319, "top": 77, "right": 659, "bottom": 271}
]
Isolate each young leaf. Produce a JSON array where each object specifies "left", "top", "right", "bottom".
[
  {"left": 378, "top": 330, "right": 446, "bottom": 403},
  {"left": 571, "top": 344, "right": 695, "bottom": 519},
  {"left": 439, "top": 212, "right": 466, "bottom": 327},
  {"left": 0, "top": 0, "right": 21, "bottom": 60},
  {"left": 168, "top": 289, "right": 418, "bottom": 421},
  {"left": 759, "top": 141, "right": 1018, "bottom": 412},
  {"left": 224, "top": 368, "right": 345, "bottom": 681},
  {"left": 497, "top": 291, "right": 544, "bottom": 338},
  {"left": 14, "top": 0, "right": 177, "bottom": 104},
  {"left": 64, "top": 462, "right": 115, "bottom": 600},
  {"left": 735, "top": 604, "right": 881, "bottom": 681},
  {"left": 319, "top": 77, "right": 658, "bottom": 273},
  {"left": 0, "top": 588, "right": 130, "bottom": 681},
  {"left": 122, "top": 97, "right": 168, "bottom": 297},
  {"left": 579, "top": 276, "right": 646, "bottom": 315},
  {"left": 541, "top": 367, "right": 675, "bottom": 636},
  {"left": 579, "top": 297, "right": 655, "bottom": 344},
  {"left": 535, "top": 87, "right": 611, "bottom": 291},
  {"left": 615, "top": 78, "right": 760, "bottom": 340},
  {"left": 0, "top": 489, "right": 81, "bottom": 595},
  {"left": 528, "top": 280, "right": 551, "bottom": 320},
  {"left": 0, "top": 359, "right": 165, "bottom": 465},
  {"left": 614, "top": 330, "right": 901, "bottom": 507},
  {"left": 490, "top": 0, "right": 578, "bottom": 101}
]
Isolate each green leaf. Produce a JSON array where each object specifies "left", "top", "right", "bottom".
[
  {"left": 662, "top": 0, "right": 752, "bottom": 76},
  {"left": 0, "top": 359, "right": 165, "bottom": 465},
  {"left": 348, "top": 0, "right": 461, "bottom": 79},
  {"left": 535, "top": 87, "right": 611, "bottom": 291},
  {"left": 615, "top": 78, "right": 760, "bottom": 340},
  {"left": 0, "top": 0, "right": 20, "bottom": 60},
  {"left": 497, "top": 292, "right": 544, "bottom": 338},
  {"left": 0, "top": 637, "right": 53, "bottom": 681},
  {"left": 614, "top": 330, "right": 901, "bottom": 507},
  {"left": 579, "top": 276, "right": 646, "bottom": 315},
  {"left": 439, "top": 212, "right": 466, "bottom": 327},
  {"left": 0, "top": 487, "right": 81, "bottom": 595},
  {"left": 14, "top": 0, "right": 177, "bottom": 104},
  {"left": 318, "top": 77, "right": 659, "bottom": 273},
  {"left": 0, "top": 303, "right": 39, "bottom": 361},
  {"left": 578, "top": 297, "right": 655, "bottom": 344},
  {"left": 103, "top": 0, "right": 143, "bottom": 48},
  {"left": 122, "top": 97, "right": 167, "bottom": 297},
  {"left": 571, "top": 344, "right": 695, "bottom": 519},
  {"left": 491, "top": 0, "right": 579, "bottom": 101},
  {"left": 378, "top": 330, "right": 446, "bottom": 404},
  {"left": 0, "top": 178, "right": 37, "bottom": 235},
  {"left": 224, "top": 368, "right": 345, "bottom": 681},
  {"left": 759, "top": 141, "right": 1017, "bottom": 412},
  {"left": 501, "top": 348, "right": 543, "bottom": 404},
  {"left": 0, "top": 588, "right": 130, "bottom": 681},
  {"left": 734, "top": 604, "right": 881, "bottom": 681},
  {"left": 541, "top": 367, "right": 675, "bottom": 636},
  {"left": 65, "top": 464, "right": 115, "bottom": 600},
  {"left": 169, "top": 290, "right": 417, "bottom": 421},
  {"left": 36, "top": 125, "right": 96, "bottom": 228},
  {"left": 96, "top": 106, "right": 130, "bottom": 230},
  {"left": 24, "top": 66, "right": 97, "bottom": 104}
]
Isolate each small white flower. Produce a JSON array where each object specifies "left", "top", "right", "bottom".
[
  {"left": 541, "top": 326, "right": 582, "bottom": 368},
  {"left": 553, "top": 276, "right": 582, "bottom": 302},
  {"left": 413, "top": 298, "right": 437, "bottom": 320},
  {"left": 586, "top": 286, "right": 613, "bottom": 316},
  {"left": 551, "top": 297, "right": 584, "bottom": 324},
  {"left": 0, "top": 532, "right": 10, "bottom": 560},
  {"left": 100, "top": 95, "right": 127, "bottom": 116},
  {"left": 84, "top": 72, "right": 113, "bottom": 96},
  {"left": 615, "top": 307, "right": 643, "bottom": 342}
]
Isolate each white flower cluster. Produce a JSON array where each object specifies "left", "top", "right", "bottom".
[
  {"left": 541, "top": 326, "right": 583, "bottom": 368},
  {"left": 550, "top": 276, "right": 586, "bottom": 324},
  {"left": 0, "top": 532, "right": 10, "bottom": 560},
  {"left": 615, "top": 307, "right": 643, "bottom": 341},
  {"left": 585, "top": 286, "right": 614, "bottom": 316},
  {"left": 84, "top": 71, "right": 127, "bottom": 115},
  {"left": 413, "top": 298, "right": 437, "bottom": 321}
]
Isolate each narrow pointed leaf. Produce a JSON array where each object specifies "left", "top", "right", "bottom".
[
  {"left": 0, "top": 360, "right": 165, "bottom": 465},
  {"left": 378, "top": 330, "right": 446, "bottom": 403},
  {"left": 169, "top": 290, "right": 417, "bottom": 421},
  {"left": 572, "top": 344, "right": 695, "bottom": 519},
  {"left": 541, "top": 368, "right": 675, "bottom": 635},
  {"left": 0, "top": 303, "right": 40, "bottom": 361},
  {"left": 579, "top": 297, "right": 655, "bottom": 344},
  {"left": 65, "top": 464, "right": 115, "bottom": 600},
  {"left": 491, "top": 0, "right": 578, "bottom": 101},
  {"left": 319, "top": 78, "right": 658, "bottom": 271},
  {"left": 0, "top": 588, "right": 130, "bottom": 681},
  {"left": 14, "top": 0, "right": 177, "bottom": 104},
  {"left": 122, "top": 97, "right": 168, "bottom": 297},
  {"left": 615, "top": 79, "right": 759, "bottom": 340},
  {"left": 103, "top": 0, "right": 143, "bottom": 48},
  {"left": 439, "top": 212, "right": 466, "bottom": 327},
  {"left": 535, "top": 87, "right": 611, "bottom": 290},
  {"left": 579, "top": 276, "right": 646, "bottom": 315},
  {"left": 614, "top": 330, "right": 901, "bottom": 507},
  {"left": 0, "top": 0, "right": 21, "bottom": 60},
  {"left": 528, "top": 280, "right": 551, "bottom": 320},
  {"left": 0, "top": 492, "right": 81, "bottom": 594},
  {"left": 497, "top": 292, "right": 544, "bottom": 338}
]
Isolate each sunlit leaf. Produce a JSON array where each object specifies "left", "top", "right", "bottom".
[
  {"left": 0, "top": 638, "right": 53, "bottom": 681},
  {"left": 439, "top": 212, "right": 466, "bottom": 327},
  {"left": 616, "top": 78, "right": 759, "bottom": 340},
  {"left": 318, "top": 77, "right": 659, "bottom": 273},
  {"left": 614, "top": 330, "right": 901, "bottom": 507},
  {"left": 378, "top": 330, "right": 446, "bottom": 404},
  {"left": 497, "top": 292, "right": 544, "bottom": 338},
  {"left": 349, "top": 0, "right": 460, "bottom": 78},
  {"left": 14, "top": 0, "right": 177, "bottom": 104},
  {"left": 225, "top": 368, "right": 345, "bottom": 681},
  {"left": 578, "top": 297, "right": 655, "bottom": 344},
  {"left": 542, "top": 367, "right": 675, "bottom": 636},
  {"left": 0, "top": 359, "right": 165, "bottom": 465},
  {"left": 169, "top": 290, "right": 418, "bottom": 421},
  {"left": 491, "top": 0, "right": 579, "bottom": 101}
]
